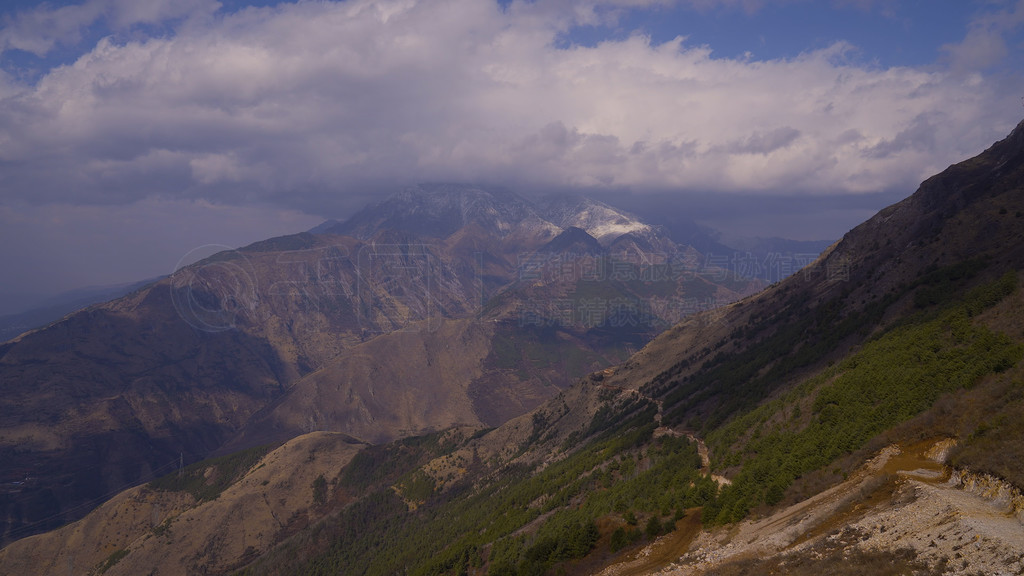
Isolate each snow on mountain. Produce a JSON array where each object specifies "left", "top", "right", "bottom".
[
  {"left": 539, "top": 196, "right": 655, "bottom": 246},
  {"left": 318, "top": 185, "right": 672, "bottom": 249}
]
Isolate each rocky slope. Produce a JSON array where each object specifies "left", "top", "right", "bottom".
[
  {"left": 0, "top": 231, "right": 481, "bottom": 543},
  {"left": 590, "top": 439, "right": 1024, "bottom": 576},
  {"left": 3, "top": 121, "right": 1023, "bottom": 575},
  {"left": 0, "top": 185, "right": 761, "bottom": 545},
  {"left": 0, "top": 431, "right": 367, "bottom": 576},
  {"left": 230, "top": 120, "right": 1024, "bottom": 575}
]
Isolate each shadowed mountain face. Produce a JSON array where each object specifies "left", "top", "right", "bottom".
[{"left": 0, "top": 185, "right": 763, "bottom": 545}]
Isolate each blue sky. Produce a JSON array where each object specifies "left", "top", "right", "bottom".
[
  {"left": 0, "top": 0, "right": 1023, "bottom": 304},
  {"left": 3, "top": 2, "right": 1007, "bottom": 73},
  {"left": 630, "top": 4, "right": 978, "bottom": 66}
]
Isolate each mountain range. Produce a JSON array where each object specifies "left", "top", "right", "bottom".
[
  {"left": 7, "top": 117, "right": 1023, "bottom": 575},
  {"left": 0, "top": 278, "right": 165, "bottom": 343},
  {"left": 0, "top": 185, "right": 763, "bottom": 547},
  {"left": 2, "top": 119, "right": 1020, "bottom": 575}
]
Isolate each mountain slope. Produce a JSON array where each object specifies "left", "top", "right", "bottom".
[
  {"left": 0, "top": 229, "right": 492, "bottom": 543},
  {"left": 225, "top": 225, "right": 760, "bottom": 451},
  {"left": 7, "top": 110, "right": 1022, "bottom": 572},
  {"left": 213, "top": 120, "right": 1024, "bottom": 575},
  {"left": 0, "top": 185, "right": 763, "bottom": 546},
  {"left": 0, "top": 432, "right": 368, "bottom": 576},
  {"left": 0, "top": 277, "right": 165, "bottom": 342},
  {"left": 3, "top": 117, "right": 1021, "bottom": 572}
]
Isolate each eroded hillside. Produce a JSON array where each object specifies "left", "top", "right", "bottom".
[
  {"left": 0, "top": 184, "right": 761, "bottom": 546},
  {"left": 6, "top": 125, "right": 1023, "bottom": 574},
  {"left": 224, "top": 120, "right": 1024, "bottom": 575}
]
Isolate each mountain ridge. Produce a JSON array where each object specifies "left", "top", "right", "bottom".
[
  {"left": 0, "top": 183, "right": 764, "bottom": 546},
  {"left": 2, "top": 127, "right": 1021, "bottom": 571},
  {"left": 208, "top": 118, "right": 1024, "bottom": 575}
]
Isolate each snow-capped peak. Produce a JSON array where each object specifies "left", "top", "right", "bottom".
[{"left": 540, "top": 196, "right": 653, "bottom": 246}]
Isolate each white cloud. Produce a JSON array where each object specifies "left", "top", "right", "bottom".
[
  {"left": 941, "top": 0, "right": 1024, "bottom": 73},
  {"left": 0, "top": 0, "right": 220, "bottom": 57},
  {"left": 0, "top": 0, "right": 1020, "bottom": 217}
]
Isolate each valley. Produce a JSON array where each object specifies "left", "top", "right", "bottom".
[
  {"left": 1, "top": 1, "right": 1022, "bottom": 574},
  {"left": 225, "top": 119, "right": 1024, "bottom": 575},
  {"left": 3, "top": 122, "right": 1024, "bottom": 575},
  {"left": 0, "top": 186, "right": 761, "bottom": 546}
]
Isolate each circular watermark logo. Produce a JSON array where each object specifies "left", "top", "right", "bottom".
[{"left": 169, "top": 245, "right": 259, "bottom": 332}]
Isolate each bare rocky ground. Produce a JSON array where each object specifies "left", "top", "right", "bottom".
[
  {"left": 599, "top": 439, "right": 1024, "bottom": 576},
  {"left": 0, "top": 432, "right": 363, "bottom": 576}
]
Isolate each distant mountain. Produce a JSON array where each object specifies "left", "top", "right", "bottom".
[
  {"left": 0, "top": 293, "right": 48, "bottom": 317},
  {"left": 223, "top": 217, "right": 759, "bottom": 452},
  {"left": 537, "top": 195, "right": 666, "bottom": 247},
  {"left": 321, "top": 183, "right": 551, "bottom": 241},
  {"left": 721, "top": 236, "right": 833, "bottom": 256},
  {"left": 320, "top": 185, "right": 685, "bottom": 251},
  {"left": 536, "top": 226, "right": 605, "bottom": 255},
  {"left": 0, "top": 183, "right": 762, "bottom": 546},
  {"left": 16, "top": 120, "right": 1023, "bottom": 574},
  {"left": 306, "top": 218, "right": 342, "bottom": 234},
  {"left": 623, "top": 201, "right": 835, "bottom": 284},
  {"left": 0, "top": 278, "right": 164, "bottom": 342},
  {"left": 619, "top": 203, "right": 741, "bottom": 256},
  {"left": 0, "top": 230, "right": 495, "bottom": 543}
]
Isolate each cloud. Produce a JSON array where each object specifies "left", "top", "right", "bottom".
[
  {"left": 723, "top": 127, "right": 802, "bottom": 155},
  {"left": 941, "top": 0, "right": 1024, "bottom": 73},
  {"left": 0, "top": 2, "right": 105, "bottom": 56},
  {"left": 0, "top": 0, "right": 220, "bottom": 57},
  {"left": 0, "top": 0, "right": 1020, "bottom": 219},
  {"left": 863, "top": 113, "right": 939, "bottom": 159}
]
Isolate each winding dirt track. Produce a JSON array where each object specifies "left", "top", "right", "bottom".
[{"left": 593, "top": 439, "right": 1024, "bottom": 576}]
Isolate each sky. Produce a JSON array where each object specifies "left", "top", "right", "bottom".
[{"left": 1, "top": 0, "right": 1023, "bottom": 309}]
